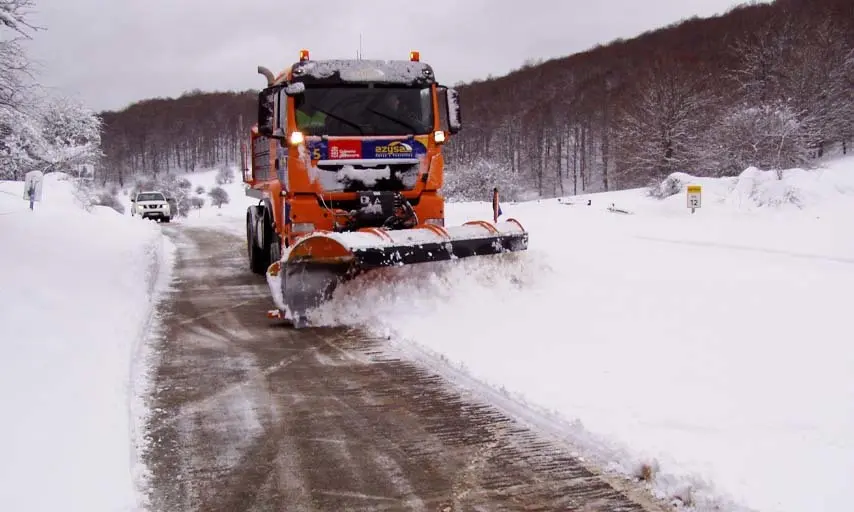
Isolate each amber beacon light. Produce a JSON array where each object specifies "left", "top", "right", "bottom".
[{"left": 409, "top": 50, "right": 420, "bottom": 62}]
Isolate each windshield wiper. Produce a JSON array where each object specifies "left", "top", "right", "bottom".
[
  {"left": 307, "top": 104, "right": 365, "bottom": 135},
  {"left": 367, "top": 108, "right": 419, "bottom": 134}
]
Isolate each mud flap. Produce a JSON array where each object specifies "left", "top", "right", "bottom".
[{"left": 281, "top": 260, "right": 353, "bottom": 328}]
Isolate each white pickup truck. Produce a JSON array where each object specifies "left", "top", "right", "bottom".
[{"left": 131, "top": 191, "right": 172, "bottom": 222}]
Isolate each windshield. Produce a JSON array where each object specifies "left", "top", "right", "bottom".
[
  {"left": 294, "top": 86, "right": 433, "bottom": 136},
  {"left": 137, "top": 193, "right": 165, "bottom": 202}
]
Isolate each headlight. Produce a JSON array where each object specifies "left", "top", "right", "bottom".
[{"left": 289, "top": 131, "right": 304, "bottom": 145}]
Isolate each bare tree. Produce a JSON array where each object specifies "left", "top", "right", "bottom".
[{"left": 614, "top": 57, "right": 715, "bottom": 184}]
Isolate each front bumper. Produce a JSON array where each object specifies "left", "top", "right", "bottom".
[{"left": 137, "top": 207, "right": 170, "bottom": 218}]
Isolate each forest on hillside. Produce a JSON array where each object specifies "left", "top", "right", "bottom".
[
  {"left": 444, "top": 0, "right": 853, "bottom": 200},
  {"left": 98, "top": 90, "right": 256, "bottom": 185},
  {"left": 96, "top": 0, "right": 853, "bottom": 200}
]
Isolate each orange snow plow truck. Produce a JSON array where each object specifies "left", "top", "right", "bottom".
[{"left": 243, "top": 50, "right": 528, "bottom": 327}]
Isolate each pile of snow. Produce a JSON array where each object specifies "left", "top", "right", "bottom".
[
  {"left": 309, "top": 156, "right": 854, "bottom": 512},
  {"left": 0, "top": 172, "right": 174, "bottom": 511},
  {"left": 650, "top": 163, "right": 854, "bottom": 213}
]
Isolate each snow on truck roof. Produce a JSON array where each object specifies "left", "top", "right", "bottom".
[{"left": 289, "top": 59, "right": 436, "bottom": 86}]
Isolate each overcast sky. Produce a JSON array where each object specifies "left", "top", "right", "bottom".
[{"left": 20, "top": 0, "right": 759, "bottom": 112}]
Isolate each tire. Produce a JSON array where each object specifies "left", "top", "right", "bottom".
[
  {"left": 247, "top": 205, "right": 270, "bottom": 275},
  {"left": 162, "top": 216, "right": 171, "bottom": 223}
]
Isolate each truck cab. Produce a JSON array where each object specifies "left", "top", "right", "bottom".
[{"left": 243, "top": 51, "right": 462, "bottom": 264}]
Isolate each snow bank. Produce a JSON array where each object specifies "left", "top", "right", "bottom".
[
  {"left": 309, "top": 156, "right": 854, "bottom": 512},
  {"left": 651, "top": 163, "right": 854, "bottom": 213},
  {"left": 0, "top": 172, "right": 174, "bottom": 512}
]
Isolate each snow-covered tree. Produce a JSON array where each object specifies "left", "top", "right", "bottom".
[
  {"left": 0, "top": 0, "right": 36, "bottom": 178},
  {"left": 37, "top": 95, "right": 102, "bottom": 169},
  {"left": 215, "top": 166, "right": 234, "bottom": 185},
  {"left": 728, "top": 12, "right": 852, "bottom": 158},
  {"left": 1, "top": 95, "right": 103, "bottom": 179},
  {"left": 208, "top": 186, "right": 229, "bottom": 208},
  {"left": 0, "top": 1, "right": 37, "bottom": 35},
  {"left": 1, "top": 1, "right": 103, "bottom": 179},
  {"left": 614, "top": 57, "right": 715, "bottom": 181},
  {"left": 710, "top": 104, "right": 812, "bottom": 177},
  {"left": 0, "top": 108, "right": 40, "bottom": 178},
  {"left": 0, "top": 0, "right": 38, "bottom": 115},
  {"left": 444, "top": 157, "right": 529, "bottom": 202}
]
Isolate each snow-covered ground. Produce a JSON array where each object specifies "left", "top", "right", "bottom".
[
  {"left": 303, "top": 156, "right": 854, "bottom": 512},
  {"left": 0, "top": 173, "right": 174, "bottom": 511},
  {"left": 17, "top": 156, "right": 848, "bottom": 512}
]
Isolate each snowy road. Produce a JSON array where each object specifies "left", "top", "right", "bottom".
[{"left": 139, "top": 225, "right": 668, "bottom": 511}]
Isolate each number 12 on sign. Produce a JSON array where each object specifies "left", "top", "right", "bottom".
[{"left": 687, "top": 185, "right": 702, "bottom": 214}]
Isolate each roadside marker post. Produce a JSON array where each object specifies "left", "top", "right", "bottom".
[{"left": 687, "top": 185, "right": 702, "bottom": 214}]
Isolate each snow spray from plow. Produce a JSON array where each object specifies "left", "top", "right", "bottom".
[{"left": 267, "top": 219, "right": 528, "bottom": 327}]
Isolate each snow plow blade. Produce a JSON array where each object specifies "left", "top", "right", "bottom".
[{"left": 266, "top": 219, "right": 528, "bottom": 327}]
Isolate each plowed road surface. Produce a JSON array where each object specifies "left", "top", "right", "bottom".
[{"left": 140, "top": 225, "right": 669, "bottom": 512}]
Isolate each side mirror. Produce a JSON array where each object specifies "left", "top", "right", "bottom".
[
  {"left": 446, "top": 87, "right": 461, "bottom": 134},
  {"left": 257, "top": 87, "right": 276, "bottom": 137}
]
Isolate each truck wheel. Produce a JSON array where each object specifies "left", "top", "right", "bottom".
[{"left": 247, "top": 205, "right": 270, "bottom": 274}]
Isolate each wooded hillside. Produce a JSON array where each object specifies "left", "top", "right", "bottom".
[
  {"left": 98, "top": 0, "right": 853, "bottom": 199},
  {"left": 98, "top": 90, "right": 255, "bottom": 186}
]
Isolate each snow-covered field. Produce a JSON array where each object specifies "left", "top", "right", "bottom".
[
  {"left": 167, "top": 158, "right": 854, "bottom": 511},
  {"left": 304, "top": 156, "right": 854, "bottom": 512},
  {"left": 0, "top": 173, "right": 174, "bottom": 511}
]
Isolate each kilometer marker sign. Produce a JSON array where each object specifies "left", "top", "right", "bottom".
[{"left": 687, "top": 185, "right": 701, "bottom": 213}]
